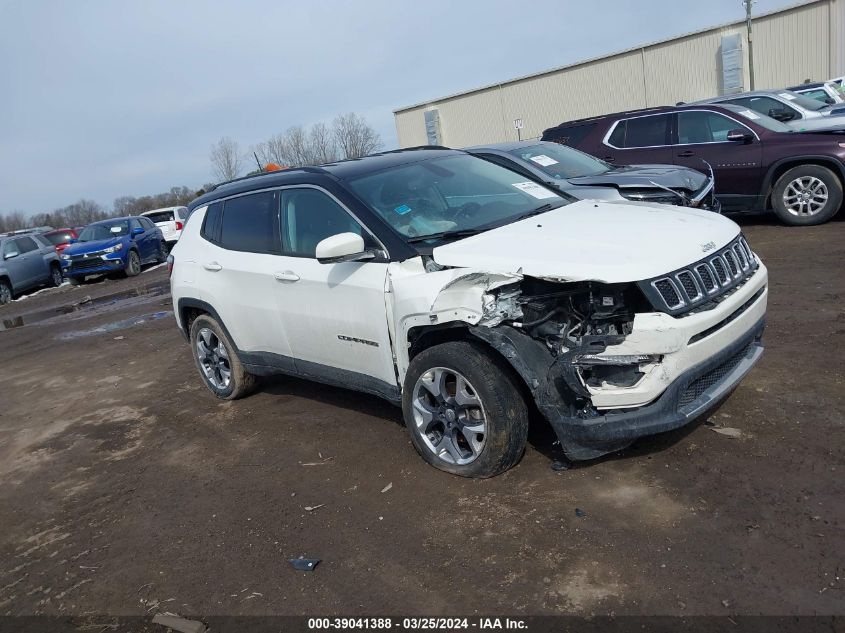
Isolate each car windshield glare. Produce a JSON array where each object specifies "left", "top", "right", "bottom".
[
  {"left": 721, "top": 105, "right": 793, "bottom": 132},
  {"left": 79, "top": 221, "right": 130, "bottom": 242},
  {"left": 347, "top": 154, "right": 569, "bottom": 242},
  {"left": 508, "top": 142, "right": 610, "bottom": 178}
]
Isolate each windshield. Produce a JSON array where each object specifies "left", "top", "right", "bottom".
[
  {"left": 347, "top": 154, "right": 570, "bottom": 242},
  {"left": 507, "top": 142, "right": 610, "bottom": 179},
  {"left": 779, "top": 91, "right": 828, "bottom": 111},
  {"left": 78, "top": 220, "right": 130, "bottom": 242},
  {"left": 721, "top": 104, "right": 793, "bottom": 132}
]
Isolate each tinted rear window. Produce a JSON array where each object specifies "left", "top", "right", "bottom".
[
  {"left": 201, "top": 202, "right": 223, "bottom": 243},
  {"left": 608, "top": 115, "right": 670, "bottom": 148},
  {"left": 145, "top": 211, "right": 175, "bottom": 223},
  {"left": 44, "top": 232, "right": 73, "bottom": 245},
  {"left": 219, "top": 191, "right": 280, "bottom": 254},
  {"left": 542, "top": 123, "right": 595, "bottom": 147}
]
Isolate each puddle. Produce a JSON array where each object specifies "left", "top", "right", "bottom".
[
  {"left": 0, "top": 281, "right": 169, "bottom": 332},
  {"left": 57, "top": 311, "right": 173, "bottom": 340}
]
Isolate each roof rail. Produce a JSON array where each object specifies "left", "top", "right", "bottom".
[{"left": 207, "top": 165, "right": 326, "bottom": 192}]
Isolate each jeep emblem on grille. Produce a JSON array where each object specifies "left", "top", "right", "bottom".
[{"left": 700, "top": 241, "right": 717, "bottom": 253}]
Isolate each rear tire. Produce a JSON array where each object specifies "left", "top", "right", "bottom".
[
  {"left": 0, "top": 279, "right": 11, "bottom": 305},
  {"left": 156, "top": 241, "right": 167, "bottom": 264},
  {"left": 771, "top": 165, "right": 842, "bottom": 225},
  {"left": 402, "top": 341, "right": 529, "bottom": 478},
  {"left": 124, "top": 250, "right": 141, "bottom": 277},
  {"left": 189, "top": 313, "right": 256, "bottom": 400}
]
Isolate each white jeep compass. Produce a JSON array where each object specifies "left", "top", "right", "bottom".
[{"left": 170, "top": 148, "right": 767, "bottom": 478}]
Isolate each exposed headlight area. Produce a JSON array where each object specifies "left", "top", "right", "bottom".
[
  {"left": 102, "top": 244, "right": 124, "bottom": 254},
  {"left": 508, "top": 278, "right": 655, "bottom": 393}
]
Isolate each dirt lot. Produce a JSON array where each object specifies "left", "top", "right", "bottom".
[{"left": 0, "top": 218, "right": 843, "bottom": 619}]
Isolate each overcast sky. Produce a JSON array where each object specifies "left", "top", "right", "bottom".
[{"left": 0, "top": 0, "right": 796, "bottom": 215}]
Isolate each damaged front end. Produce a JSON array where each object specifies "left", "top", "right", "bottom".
[
  {"left": 464, "top": 272, "right": 764, "bottom": 461},
  {"left": 394, "top": 239, "right": 766, "bottom": 462}
]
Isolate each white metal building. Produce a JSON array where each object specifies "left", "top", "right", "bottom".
[{"left": 394, "top": 0, "right": 845, "bottom": 148}]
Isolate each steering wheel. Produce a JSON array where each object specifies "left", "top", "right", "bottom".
[{"left": 451, "top": 201, "right": 481, "bottom": 221}]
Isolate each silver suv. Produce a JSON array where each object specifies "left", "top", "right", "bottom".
[
  {"left": 0, "top": 233, "right": 63, "bottom": 304},
  {"left": 696, "top": 89, "right": 845, "bottom": 131}
]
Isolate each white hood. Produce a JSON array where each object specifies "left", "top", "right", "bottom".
[{"left": 432, "top": 200, "right": 740, "bottom": 283}]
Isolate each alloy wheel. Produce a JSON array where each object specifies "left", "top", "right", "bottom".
[
  {"left": 196, "top": 327, "right": 232, "bottom": 390},
  {"left": 783, "top": 176, "right": 828, "bottom": 217},
  {"left": 128, "top": 251, "right": 140, "bottom": 274},
  {"left": 411, "top": 367, "right": 487, "bottom": 465},
  {"left": 0, "top": 283, "right": 10, "bottom": 304},
  {"left": 51, "top": 267, "right": 63, "bottom": 286}
]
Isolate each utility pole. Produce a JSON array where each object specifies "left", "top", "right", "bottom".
[{"left": 743, "top": 0, "right": 755, "bottom": 90}]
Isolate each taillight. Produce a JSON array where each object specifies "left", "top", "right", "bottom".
[
  {"left": 167, "top": 254, "right": 175, "bottom": 277},
  {"left": 175, "top": 221, "right": 184, "bottom": 230}
]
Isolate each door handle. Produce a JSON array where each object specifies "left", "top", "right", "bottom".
[
  {"left": 203, "top": 262, "right": 222, "bottom": 272},
  {"left": 274, "top": 271, "right": 300, "bottom": 282},
  {"left": 602, "top": 156, "right": 615, "bottom": 162},
  {"left": 677, "top": 150, "right": 695, "bottom": 157}
]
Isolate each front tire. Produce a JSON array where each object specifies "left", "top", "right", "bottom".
[
  {"left": 124, "top": 250, "right": 141, "bottom": 277},
  {"left": 771, "top": 165, "right": 842, "bottom": 225},
  {"left": 402, "top": 341, "right": 529, "bottom": 478},
  {"left": 190, "top": 314, "right": 256, "bottom": 400},
  {"left": 50, "top": 264, "right": 64, "bottom": 287}
]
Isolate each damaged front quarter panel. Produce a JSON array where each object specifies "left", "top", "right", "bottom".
[{"left": 387, "top": 258, "right": 524, "bottom": 378}]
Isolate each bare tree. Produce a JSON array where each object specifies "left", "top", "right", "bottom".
[
  {"left": 210, "top": 137, "right": 243, "bottom": 182},
  {"left": 309, "top": 122, "right": 339, "bottom": 164},
  {"left": 332, "top": 113, "right": 382, "bottom": 159}
]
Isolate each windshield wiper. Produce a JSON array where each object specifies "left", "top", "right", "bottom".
[{"left": 407, "top": 228, "right": 487, "bottom": 243}]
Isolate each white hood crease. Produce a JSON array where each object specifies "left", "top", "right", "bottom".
[{"left": 431, "top": 199, "right": 741, "bottom": 284}]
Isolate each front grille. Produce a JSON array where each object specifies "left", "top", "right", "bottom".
[
  {"left": 676, "top": 271, "right": 700, "bottom": 301},
  {"left": 723, "top": 251, "right": 738, "bottom": 277},
  {"left": 70, "top": 259, "right": 108, "bottom": 272},
  {"left": 678, "top": 342, "right": 753, "bottom": 407},
  {"left": 654, "top": 279, "right": 681, "bottom": 308},
  {"left": 711, "top": 258, "right": 728, "bottom": 285},
  {"left": 695, "top": 264, "right": 716, "bottom": 292},
  {"left": 643, "top": 235, "right": 759, "bottom": 316}
]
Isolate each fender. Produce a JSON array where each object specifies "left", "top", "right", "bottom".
[
  {"left": 759, "top": 155, "right": 845, "bottom": 197},
  {"left": 175, "top": 297, "right": 239, "bottom": 348}
]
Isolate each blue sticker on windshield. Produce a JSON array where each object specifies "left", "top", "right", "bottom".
[{"left": 394, "top": 204, "right": 412, "bottom": 215}]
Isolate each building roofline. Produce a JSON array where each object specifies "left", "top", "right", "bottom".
[{"left": 393, "top": 0, "right": 826, "bottom": 114}]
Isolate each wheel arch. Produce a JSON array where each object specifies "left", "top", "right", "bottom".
[
  {"left": 406, "top": 322, "right": 550, "bottom": 410},
  {"left": 176, "top": 297, "right": 240, "bottom": 353},
  {"left": 761, "top": 156, "right": 845, "bottom": 208}
]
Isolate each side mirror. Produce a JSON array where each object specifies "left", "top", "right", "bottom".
[
  {"left": 131, "top": 227, "right": 144, "bottom": 237},
  {"left": 768, "top": 108, "right": 795, "bottom": 122},
  {"left": 4, "top": 251, "right": 19, "bottom": 260},
  {"left": 726, "top": 129, "right": 752, "bottom": 142},
  {"left": 315, "top": 232, "right": 374, "bottom": 264},
  {"left": 69, "top": 238, "right": 78, "bottom": 244}
]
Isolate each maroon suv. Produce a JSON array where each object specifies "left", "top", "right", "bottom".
[{"left": 542, "top": 103, "right": 845, "bottom": 225}]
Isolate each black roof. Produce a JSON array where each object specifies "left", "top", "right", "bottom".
[
  {"left": 542, "top": 102, "right": 742, "bottom": 135},
  {"left": 188, "top": 147, "right": 462, "bottom": 211},
  {"left": 464, "top": 140, "right": 547, "bottom": 152}
]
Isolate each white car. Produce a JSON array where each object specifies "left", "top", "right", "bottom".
[
  {"left": 170, "top": 149, "right": 767, "bottom": 478},
  {"left": 141, "top": 206, "right": 188, "bottom": 247}
]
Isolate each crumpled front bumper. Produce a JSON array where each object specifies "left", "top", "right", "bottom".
[
  {"left": 549, "top": 264, "right": 767, "bottom": 460},
  {"left": 549, "top": 315, "right": 764, "bottom": 460}
]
